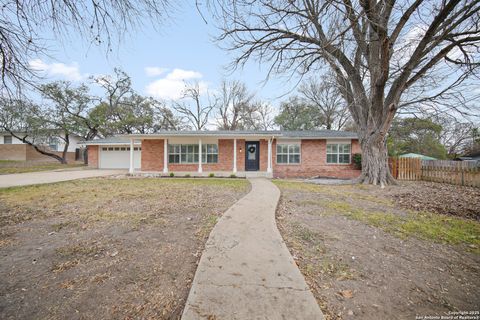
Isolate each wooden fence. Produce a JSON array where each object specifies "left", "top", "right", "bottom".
[
  {"left": 390, "top": 157, "right": 422, "bottom": 181},
  {"left": 390, "top": 157, "right": 480, "bottom": 187}
]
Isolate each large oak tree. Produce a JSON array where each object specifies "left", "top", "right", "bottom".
[{"left": 213, "top": 0, "right": 480, "bottom": 186}]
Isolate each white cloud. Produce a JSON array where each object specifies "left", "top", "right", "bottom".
[
  {"left": 144, "top": 66, "right": 168, "bottom": 77},
  {"left": 29, "top": 59, "right": 86, "bottom": 81},
  {"left": 145, "top": 68, "right": 206, "bottom": 100},
  {"left": 165, "top": 69, "right": 202, "bottom": 81}
]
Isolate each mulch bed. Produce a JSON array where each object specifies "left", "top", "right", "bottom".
[{"left": 388, "top": 181, "right": 480, "bottom": 220}]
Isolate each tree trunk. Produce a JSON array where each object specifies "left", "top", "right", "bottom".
[
  {"left": 8, "top": 131, "right": 67, "bottom": 164},
  {"left": 62, "top": 133, "right": 70, "bottom": 164},
  {"left": 356, "top": 130, "right": 396, "bottom": 187}
]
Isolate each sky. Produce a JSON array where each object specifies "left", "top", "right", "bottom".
[{"left": 29, "top": 4, "right": 296, "bottom": 109}]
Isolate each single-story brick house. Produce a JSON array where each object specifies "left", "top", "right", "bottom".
[{"left": 84, "top": 130, "right": 362, "bottom": 178}]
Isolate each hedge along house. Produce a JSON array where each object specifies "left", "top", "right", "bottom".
[{"left": 84, "top": 130, "right": 362, "bottom": 179}]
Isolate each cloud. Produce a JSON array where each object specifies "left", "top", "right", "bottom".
[
  {"left": 29, "top": 59, "right": 86, "bottom": 81},
  {"left": 144, "top": 66, "right": 168, "bottom": 77},
  {"left": 165, "top": 69, "right": 202, "bottom": 81},
  {"left": 145, "top": 68, "right": 206, "bottom": 100}
]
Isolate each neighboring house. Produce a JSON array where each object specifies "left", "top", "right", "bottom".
[
  {"left": 399, "top": 153, "right": 437, "bottom": 160},
  {"left": 84, "top": 130, "right": 362, "bottom": 179},
  {"left": 0, "top": 132, "right": 84, "bottom": 162},
  {"left": 456, "top": 151, "right": 480, "bottom": 163}
]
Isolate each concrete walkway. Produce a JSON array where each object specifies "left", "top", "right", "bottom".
[
  {"left": 182, "top": 178, "right": 324, "bottom": 320},
  {"left": 0, "top": 169, "right": 125, "bottom": 188}
]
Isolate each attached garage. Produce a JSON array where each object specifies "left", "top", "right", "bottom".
[{"left": 99, "top": 146, "right": 141, "bottom": 169}]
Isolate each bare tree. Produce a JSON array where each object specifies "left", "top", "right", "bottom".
[
  {"left": 299, "top": 74, "right": 350, "bottom": 130},
  {"left": 1, "top": 0, "right": 170, "bottom": 95},
  {"left": 251, "top": 101, "right": 275, "bottom": 130},
  {"left": 214, "top": 0, "right": 480, "bottom": 186},
  {"left": 173, "top": 82, "right": 216, "bottom": 130},
  {"left": 436, "top": 117, "right": 478, "bottom": 157},
  {"left": 216, "top": 80, "right": 255, "bottom": 130}
]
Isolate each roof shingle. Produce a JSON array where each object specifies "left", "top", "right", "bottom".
[{"left": 83, "top": 130, "right": 357, "bottom": 145}]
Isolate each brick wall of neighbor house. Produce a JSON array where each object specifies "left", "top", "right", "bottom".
[
  {"left": 0, "top": 144, "right": 27, "bottom": 160},
  {"left": 272, "top": 139, "right": 362, "bottom": 179},
  {"left": 0, "top": 144, "right": 76, "bottom": 162},
  {"left": 141, "top": 139, "right": 164, "bottom": 171},
  {"left": 25, "top": 145, "right": 76, "bottom": 162},
  {"left": 87, "top": 145, "right": 99, "bottom": 168}
]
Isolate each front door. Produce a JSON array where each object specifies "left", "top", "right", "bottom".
[{"left": 245, "top": 141, "right": 260, "bottom": 171}]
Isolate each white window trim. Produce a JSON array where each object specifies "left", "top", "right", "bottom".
[
  {"left": 168, "top": 143, "right": 218, "bottom": 164},
  {"left": 276, "top": 143, "right": 301, "bottom": 165},
  {"left": 326, "top": 143, "right": 352, "bottom": 165}
]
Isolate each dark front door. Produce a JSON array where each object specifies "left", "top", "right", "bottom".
[{"left": 245, "top": 141, "right": 260, "bottom": 171}]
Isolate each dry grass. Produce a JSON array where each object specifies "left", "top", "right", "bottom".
[
  {"left": 0, "top": 177, "right": 248, "bottom": 228},
  {"left": 0, "top": 177, "right": 249, "bottom": 320},
  {"left": 0, "top": 161, "right": 85, "bottom": 175},
  {"left": 274, "top": 180, "right": 480, "bottom": 250},
  {"left": 275, "top": 180, "right": 480, "bottom": 320}
]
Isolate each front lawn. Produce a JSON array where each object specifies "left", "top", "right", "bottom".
[
  {"left": 274, "top": 180, "right": 480, "bottom": 320},
  {"left": 0, "top": 177, "right": 249, "bottom": 319},
  {"left": 0, "top": 160, "right": 85, "bottom": 175}
]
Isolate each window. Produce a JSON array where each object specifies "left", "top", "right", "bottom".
[
  {"left": 47, "top": 137, "right": 58, "bottom": 151},
  {"left": 168, "top": 144, "right": 218, "bottom": 164},
  {"left": 276, "top": 144, "right": 301, "bottom": 164},
  {"left": 3, "top": 135, "right": 12, "bottom": 144},
  {"left": 202, "top": 144, "right": 218, "bottom": 163},
  {"left": 326, "top": 143, "right": 351, "bottom": 164}
]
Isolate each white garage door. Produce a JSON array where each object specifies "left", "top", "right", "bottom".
[{"left": 99, "top": 146, "right": 141, "bottom": 169}]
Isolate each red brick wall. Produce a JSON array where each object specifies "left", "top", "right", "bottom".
[
  {"left": 87, "top": 145, "right": 98, "bottom": 168},
  {"left": 259, "top": 139, "right": 268, "bottom": 171},
  {"left": 272, "top": 139, "right": 361, "bottom": 179},
  {"left": 352, "top": 139, "right": 361, "bottom": 154},
  {"left": 141, "top": 139, "right": 164, "bottom": 171},
  {"left": 236, "top": 139, "right": 245, "bottom": 171},
  {"left": 138, "top": 137, "right": 361, "bottom": 178},
  {"left": 203, "top": 139, "right": 235, "bottom": 171},
  {"left": 141, "top": 139, "right": 239, "bottom": 172}
]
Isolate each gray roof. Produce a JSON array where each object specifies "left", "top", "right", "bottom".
[
  {"left": 279, "top": 130, "right": 357, "bottom": 138},
  {"left": 81, "top": 136, "right": 141, "bottom": 145},
  {"left": 83, "top": 130, "right": 357, "bottom": 145}
]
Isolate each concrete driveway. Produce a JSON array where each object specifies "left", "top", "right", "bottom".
[{"left": 0, "top": 169, "right": 125, "bottom": 188}]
